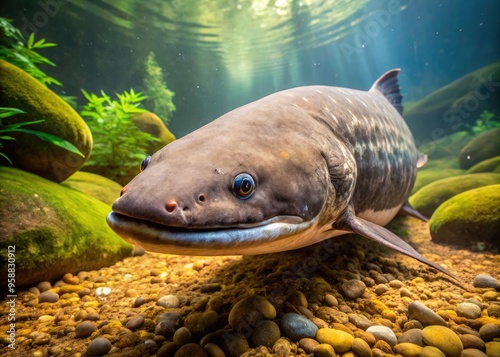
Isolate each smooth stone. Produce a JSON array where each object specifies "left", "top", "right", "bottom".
[
  {"left": 366, "top": 325, "right": 397, "bottom": 346},
  {"left": 252, "top": 320, "right": 280, "bottom": 348},
  {"left": 288, "top": 291, "right": 308, "bottom": 308},
  {"left": 39, "top": 291, "right": 59, "bottom": 303},
  {"left": 313, "top": 343, "right": 336, "bottom": 357},
  {"left": 473, "top": 274, "right": 500, "bottom": 289},
  {"left": 461, "top": 349, "right": 489, "bottom": 357},
  {"left": 299, "top": 338, "right": 320, "bottom": 354},
  {"left": 228, "top": 295, "right": 276, "bottom": 331},
  {"left": 204, "top": 342, "right": 226, "bottom": 357},
  {"left": 75, "top": 321, "right": 96, "bottom": 338},
  {"left": 280, "top": 313, "right": 318, "bottom": 340},
  {"left": 374, "top": 284, "right": 390, "bottom": 295},
  {"left": 485, "top": 342, "right": 500, "bottom": 357},
  {"left": 316, "top": 328, "right": 354, "bottom": 353},
  {"left": 157, "top": 294, "right": 181, "bottom": 308},
  {"left": 174, "top": 343, "right": 208, "bottom": 357},
  {"left": 459, "top": 333, "right": 486, "bottom": 350},
  {"left": 184, "top": 311, "right": 218, "bottom": 336},
  {"left": 421, "top": 346, "right": 446, "bottom": 357},
  {"left": 157, "top": 342, "right": 178, "bottom": 357},
  {"left": 220, "top": 332, "right": 249, "bottom": 357},
  {"left": 341, "top": 279, "right": 366, "bottom": 299},
  {"left": 37, "top": 281, "right": 52, "bottom": 292},
  {"left": 351, "top": 337, "right": 372, "bottom": 357},
  {"left": 408, "top": 301, "right": 447, "bottom": 326},
  {"left": 348, "top": 313, "right": 373, "bottom": 330},
  {"left": 455, "top": 302, "right": 482, "bottom": 319},
  {"left": 422, "top": 325, "right": 463, "bottom": 357},
  {"left": 125, "top": 315, "right": 144, "bottom": 331},
  {"left": 479, "top": 323, "right": 500, "bottom": 341},
  {"left": 155, "top": 313, "right": 182, "bottom": 339},
  {"left": 487, "top": 305, "right": 500, "bottom": 318},
  {"left": 393, "top": 342, "right": 423, "bottom": 357},
  {"left": 398, "top": 328, "right": 424, "bottom": 346},
  {"left": 324, "top": 294, "right": 338, "bottom": 307},
  {"left": 87, "top": 337, "right": 112, "bottom": 356},
  {"left": 173, "top": 327, "right": 192, "bottom": 346}
]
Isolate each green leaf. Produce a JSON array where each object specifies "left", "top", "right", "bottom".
[
  {"left": 0, "top": 107, "right": 26, "bottom": 118},
  {"left": 0, "top": 152, "right": 13, "bottom": 165},
  {"left": 0, "top": 136, "right": 16, "bottom": 140},
  {"left": 27, "top": 33, "right": 35, "bottom": 48},
  {"left": 0, "top": 119, "right": 44, "bottom": 131},
  {"left": 10, "top": 128, "right": 85, "bottom": 157}
]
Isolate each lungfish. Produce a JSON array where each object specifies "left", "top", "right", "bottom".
[{"left": 107, "top": 69, "right": 455, "bottom": 278}]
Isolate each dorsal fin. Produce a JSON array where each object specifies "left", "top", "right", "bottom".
[{"left": 370, "top": 69, "right": 403, "bottom": 114}]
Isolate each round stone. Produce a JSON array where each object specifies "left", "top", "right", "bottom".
[
  {"left": 473, "top": 274, "right": 499, "bottom": 289},
  {"left": 459, "top": 334, "right": 486, "bottom": 350},
  {"left": 299, "top": 338, "right": 319, "bottom": 354},
  {"left": 75, "top": 321, "right": 96, "bottom": 338},
  {"left": 313, "top": 343, "right": 336, "bottom": 357},
  {"left": 394, "top": 342, "right": 423, "bottom": 357},
  {"left": 157, "top": 342, "right": 178, "bottom": 357},
  {"left": 87, "top": 337, "right": 112, "bottom": 356},
  {"left": 173, "top": 327, "right": 192, "bottom": 346},
  {"left": 155, "top": 313, "right": 182, "bottom": 338},
  {"left": 126, "top": 315, "right": 145, "bottom": 331},
  {"left": 455, "top": 302, "right": 482, "bottom": 319},
  {"left": 252, "top": 320, "right": 280, "bottom": 348},
  {"left": 352, "top": 337, "right": 372, "bottom": 357},
  {"left": 366, "top": 325, "right": 397, "bottom": 346},
  {"left": 479, "top": 323, "right": 500, "bottom": 341},
  {"left": 174, "top": 343, "right": 207, "bottom": 357},
  {"left": 280, "top": 313, "right": 318, "bottom": 341},
  {"left": 228, "top": 295, "right": 276, "bottom": 331},
  {"left": 324, "top": 294, "right": 338, "bottom": 307},
  {"left": 220, "top": 332, "right": 249, "bottom": 357},
  {"left": 37, "top": 281, "right": 52, "bottom": 292},
  {"left": 461, "top": 349, "right": 489, "bottom": 357},
  {"left": 487, "top": 304, "right": 500, "bottom": 318},
  {"left": 184, "top": 311, "right": 218, "bottom": 336},
  {"left": 408, "top": 301, "right": 447, "bottom": 326},
  {"left": 398, "top": 329, "right": 424, "bottom": 346},
  {"left": 421, "top": 346, "right": 447, "bottom": 357},
  {"left": 422, "top": 325, "right": 463, "bottom": 357},
  {"left": 157, "top": 294, "right": 181, "bottom": 308},
  {"left": 486, "top": 342, "right": 500, "bottom": 357},
  {"left": 341, "top": 279, "right": 366, "bottom": 300},
  {"left": 316, "top": 328, "right": 354, "bottom": 353},
  {"left": 204, "top": 343, "right": 225, "bottom": 357},
  {"left": 39, "top": 291, "right": 59, "bottom": 303},
  {"left": 288, "top": 291, "right": 308, "bottom": 308}
]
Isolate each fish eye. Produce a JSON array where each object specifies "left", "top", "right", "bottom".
[
  {"left": 140, "top": 156, "right": 151, "bottom": 172},
  {"left": 232, "top": 173, "right": 255, "bottom": 199}
]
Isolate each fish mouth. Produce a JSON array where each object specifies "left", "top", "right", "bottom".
[{"left": 106, "top": 212, "right": 317, "bottom": 255}]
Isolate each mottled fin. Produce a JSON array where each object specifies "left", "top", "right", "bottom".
[
  {"left": 417, "top": 153, "right": 428, "bottom": 168},
  {"left": 333, "top": 208, "right": 457, "bottom": 280},
  {"left": 400, "top": 201, "right": 429, "bottom": 222},
  {"left": 370, "top": 69, "right": 403, "bottom": 114}
]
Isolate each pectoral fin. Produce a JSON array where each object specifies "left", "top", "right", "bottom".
[
  {"left": 333, "top": 208, "right": 456, "bottom": 280},
  {"left": 400, "top": 201, "right": 429, "bottom": 222}
]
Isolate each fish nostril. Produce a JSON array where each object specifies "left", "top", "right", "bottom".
[
  {"left": 120, "top": 186, "right": 128, "bottom": 197},
  {"left": 166, "top": 200, "right": 177, "bottom": 213},
  {"left": 198, "top": 193, "right": 206, "bottom": 203}
]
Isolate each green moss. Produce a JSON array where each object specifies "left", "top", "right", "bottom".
[
  {"left": 467, "top": 156, "right": 500, "bottom": 174},
  {"left": 412, "top": 168, "right": 466, "bottom": 194},
  {"left": 418, "top": 132, "right": 472, "bottom": 160},
  {"left": 62, "top": 171, "right": 122, "bottom": 206},
  {"left": 420, "top": 157, "right": 460, "bottom": 170},
  {"left": 410, "top": 173, "right": 500, "bottom": 217},
  {"left": 459, "top": 128, "right": 500, "bottom": 169},
  {"left": 430, "top": 184, "right": 500, "bottom": 245},
  {"left": 0, "top": 167, "right": 133, "bottom": 287}
]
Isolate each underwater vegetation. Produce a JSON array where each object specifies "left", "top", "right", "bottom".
[{"left": 468, "top": 110, "right": 500, "bottom": 135}]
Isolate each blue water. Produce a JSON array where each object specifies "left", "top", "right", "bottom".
[{"left": 1, "top": 0, "right": 498, "bottom": 137}]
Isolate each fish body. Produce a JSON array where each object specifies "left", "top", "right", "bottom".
[{"left": 107, "top": 69, "right": 454, "bottom": 278}]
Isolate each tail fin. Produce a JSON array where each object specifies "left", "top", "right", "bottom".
[{"left": 370, "top": 69, "right": 403, "bottom": 115}]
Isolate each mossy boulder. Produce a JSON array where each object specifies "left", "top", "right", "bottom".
[
  {"left": 62, "top": 171, "right": 122, "bottom": 206},
  {"left": 459, "top": 128, "right": 500, "bottom": 169},
  {"left": 0, "top": 167, "right": 133, "bottom": 288},
  {"left": 418, "top": 131, "right": 473, "bottom": 160},
  {"left": 412, "top": 168, "right": 466, "bottom": 194},
  {"left": 420, "top": 157, "right": 460, "bottom": 170},
  {"left": 468, "top": 156, "right": 500, "bottom": 174},
  {"left": 405, "top": 62, "right": 500, "bottom": 141},
  {"left": 132, "top": 112, "right": 176, "bottom": 154},
  {"left": 410, "top": 173, "right": 500, "bottom": 217},
  {"left": 0, "top": 59, "right": 92, "bottom": 182},
  {"left": 430, "top": 184, "right": 500, "bottom": 246}
]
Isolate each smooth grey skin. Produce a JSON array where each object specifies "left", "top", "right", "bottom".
[{"left": 107, "top": 69, "right": 456, "bottom": 279}]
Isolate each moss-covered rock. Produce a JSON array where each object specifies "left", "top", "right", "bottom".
[
  {"left": 132, "top": 112, "right": 176, "bottom": 154},
  {"left": 418, "top": 132, "right": 473, "bottom": 160},
  {"left": 467, "top": 156, "right": 500, "bottom": 174},
  {"left": 459, "top": 128, "right": 500, "bottom": 169},
  {"left": 62, "top": 171, "right": 122, "bottom": 206},
  {"left": 419, "top": 157, "right": 460, "bottom": 170},
  {"left": 412, "top": 168, "right": 466, "bottom": 194},
  {"left": 405, "top": 62, "right": 500, "bottom": 141},
  {"left": 410, "top": 173, "right": 500, "bottom": 217},
  {"left": 0, "top": 167, "right": 133, "bottom": 288},
  {"left": 0, "top": 59, "right": 92, "bottom": 182},
  {"left": 430, "top": 184, "right": 500, "bottom": 246}
]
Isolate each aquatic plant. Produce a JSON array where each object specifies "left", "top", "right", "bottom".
[
  {"left": 0, "top": 107, "right": 84, "bottom": 164},
  {"left": 469, "top": 110, "right": 500, "bottom": 135},
  {"left": 0, "top": 17, "right": 61, "bottom": 87},
  {"left": 80, "top": 89, "right": 158, "bottom": 176},
  {"left": 143, "top": 51, "right": 176, "bottom": 125}
]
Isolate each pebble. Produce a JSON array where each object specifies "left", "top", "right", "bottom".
[
  {"left": 348, "top": 313, "right": 373, "bottom": 330},
  {"left": 157, "top": 342, "right": 178, "bottom": 357},
  {"left": 473, "top": 274, "right": 499, "bottom": 289},
  {"left": 316, "top": 328, "right": 354, "bottom": 353},
  {"left": 125, "top": 315, "right": 144, "bottom": 331},
  {"left": 394, "top": 342, "right": 423, "bottom": 357},
  {"left": 133, "top": 296, "right": 146, "bottom": 308},
  {"left": 95, "top": 286, "right": 111, "bottom": 296},
  {"left": 228, "top": 295, "right": 276, "bottom": 331},
  {"left": 63, "top": 273, "right": 80, "bottom": 285},
  {"left": 421, "top": 346, "right": 447, "bottom": 357},
  {"left": 280, "top": 312, "right": 318, "bottom": 340},
  {"left": 174, "top": 343, "right": 208, "bottom": 357},
  {"left": 486, "top": 342, "right": 500, "bottom": 357},
  {"left": 204, "top": 342, "right": 226, "bottom": 357},
  {"left": 37, "top": 281, "right": 52, "bottom": 292},
  {"left": 374, "top": 284, "right": 389, "bottom": 295},
  {"left": 313, "top": 343, "right": 336, "bottom": 357},
  {"left": 273, "top": 337, "right": 292, "bottom": 356},
  {"left": 184, "top": 310, "right": 218, "bottom": 336},
  {"left": 455, "top": 302, "right": 482, "bottom": 319},
  {"left": 173, "top": 327, "right": 192, "bottom": 346},
  {"left": 461, "top": 349, "right": 489, "bottom": 357},
  {"left": 299, "top": 338, "right": 320, "bottom": 354},
  {"left": 487, "top": 304, "right": 500, "bottom": 318},
  {"left": 479, "top": 323, "right": 500, "bottom": 341},
  {"left": 351, "top": 337, "right": 372, "bottom": 357},
  {"left": 252, "top": 320, "right": 281, "bottom": 348},
  {"left": 324, "top": 294, "right": 338, "bottom": 307},
  {"left": 220, "top": 332, "right": 249, "bottom": 357},
  {"left": 75, "top": 321, "right": 96, "bottom": 338},
  {"left": 288, "top": 291, "right": 308, "bottom": 308},
  {"left": 157, "top": 294, "right": 181, "bottom": 308},
  {"left": 38, "top": 291, "right": 59, "bottom": 303},
  {"left": 422, "top": 325, "right": 463, "bottom": 357},
  {"left": 459, "top": 334, "right": 486, "bottom": 350},
  {"left": 408, "top": 301, "right": 447, "bottom": 326},
  {"left": 398, "top": 328, "right": 424, "bottom": 346},
  {"left": 366, "top": 325, "right": 397, "bottom": 346},
  {"left": 341, "top": 279, "right": 366, "bottom": 299},
  {"left": 59, "top": 284, "right": 85, "bottom": 294},
  {"left": 87, "top": 337, "right": 112, "bottom": 356}
]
